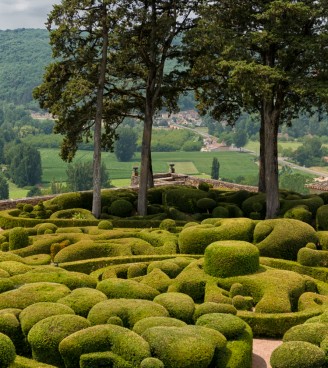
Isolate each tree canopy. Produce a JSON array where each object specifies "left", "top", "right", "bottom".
[{"left": 185, "top": 0, "right": 328, "bottom": 218}]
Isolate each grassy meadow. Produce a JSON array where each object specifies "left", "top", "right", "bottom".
[{"left": 40, "top": 148, "right": 259, "bottom": 186}]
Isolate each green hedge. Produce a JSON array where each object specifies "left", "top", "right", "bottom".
[
  {"left": 132, "top": 316, "right": 186, "bottom": 335},
  {"left": 0, "top": 332, "right": 16, "bottom": 367},
  {"left": 59, "top": 324, "right": 151, "bottom": 368},
  {"left": 87, "top": 299, "right": 169, "bottom": 328}
]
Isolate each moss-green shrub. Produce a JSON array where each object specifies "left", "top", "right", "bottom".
[
  {"left": 45, "top": 192, "right": 90, "bottom": 210},
  {"left": 280, "top": 195, "right": 324, "bottom": 216},
  {"left": 196, "top": 313, "right": 247, "bottom": 340},
  {"left": 140, "top": 268, "right": 172, "bottom": 293},
  {"left": 211, "top": 190, "right": 251, "bottom": 206},
  {"left": 241, "top": 193, "right": 266, "bottom": 218},
  {"left": 10, "top": 267, "right": 97, "bottom": 290},
  {"left": 284, "top": 205, "right": 313, "bottom": 224},
  {"left": 204, "top": 241, "right": 259, "bottom": 278},
  {"left": 19, "top": 302, "right": 76, "bottom": 336},
  {"left": 23, "top": 254, "right": 51, "bottom": 266},
  {"left": 96, "top": 278, "right": 159, "bottom": 300},
  {"left": 23, "top": 204, "right": 34, "bottom": 213},
  {"left": 36, "top": 223, "right": 58, "bottom": 235},
  {"left": 97, "top": 220, "right": 113, "bottom": 230},
  {"left": 163, "top": 187, "right": 208, "bottom": 213},
  {"left": 59, "top": 324, "right": 151, "bottom": 368},
  {"left": 80, "top": 351, "right": 132, "bottom": 368},
  {"left": 193, "top": 302, "right": 237, "bottom": 322},
  {"left": 198, "top": 182, "right": 212, "bottom": 192},
  {"left": 109, "top": 199, "right": 134, "bottom": 217},
  {"left": 232, "top": 295, "right": 254, "bottom": 311},
  {"left": 316, "top": 204, "right": 328, "bottom": 230},
  {"left": 140, "top": 357, "right": 164, "bottom": 368},
  {"left": 283, "top": 322, "right": 328, "bottom": 346},
  {"left": 0, "top": 313, "right": 24, "bottom": 354},
  {"left": 0, "top": 261, "right": 32, "bottom": 276},
  {"left": 9, "top": 227, "right": 29, "bottom": 251},
  {"left": 132, "top": 316, "right": 187, "bottom": 335},
  {"left": 50, "top": 208, "right": 96, "bottom": 221},
  {"left": 79, "top": 351, "right": 133, "bottom": 368},
  {"left": 212, "top": 206, "right": 230, "bottom": 218},
  {"left": 196, "top": 198, "right": 217, "bottom": 212},
  {"left": 270, "top": 341, "right": 325, "bottom": 368},
  {"left": 225, "top": 204, "right": 244, "bottom": 218},
  {"left": 141, "top": 325, "right": 226, "bottom": 368},
  {"left": 297, "top": 247, "right": 328, "bottom": 267},
  {"left": 159, "top": 219, "right": 176, "bottom": 231},
  {"left": 178, "top": 218, "right": 255, "bottom": 254},
  {"left": 147, "top": 259, "right": 181, "bottom": 278},
  {"left": 0, "top": 332, "right": 16, "bottom": 367},
  {"left": 0, "top": 242, "right": 8, "bottom": 252},
  {"left": 28, "top": 314, "right": 91, "bottom": 367},
  {"left": 0, "top": 282, "right": 71, "bottom": 309},
  {"left": 11, "top": 355, "right": 58, "bottom": 367},
  {"left": 87, "top": 298, "right": 169, "bottom": 327},
  {"left": 253, "top": 219, "right": 318, "bottom": 260},
  {"left": 153, "top": 292, "right": 195, "bottom": 323},
  {"left": 127, "top": 263, "right": 148, "bottom": 278},
  {"left": 57, "top": 288, "right": 107, "bottom": 317}
]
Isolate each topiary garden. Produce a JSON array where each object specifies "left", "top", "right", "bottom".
[{"left": 1, "top": 186, "right": 328, "bottom": 366}]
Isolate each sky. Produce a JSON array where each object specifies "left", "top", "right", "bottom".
[{"left": 0, "top": 0, "right": 60, "bottom": 30}]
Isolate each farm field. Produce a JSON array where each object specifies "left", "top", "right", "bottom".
[{"left": 40, "top": 148, "right": 259, "bottom": 184}]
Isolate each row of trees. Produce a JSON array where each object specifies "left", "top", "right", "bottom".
[{"left": 34, "top": 0, "right": 328, "bottom": 219}]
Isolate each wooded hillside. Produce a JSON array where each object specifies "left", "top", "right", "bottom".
[{"left": 0, "top": 29, "right": 51, "bottom": 106}]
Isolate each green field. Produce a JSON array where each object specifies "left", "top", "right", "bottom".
[{"left": 40, "top": 148, "right": 259, "bottom": 184}]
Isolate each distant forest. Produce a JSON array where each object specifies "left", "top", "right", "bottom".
[{"left": 0, "top": 29, "right": 52, "bottom": 107}]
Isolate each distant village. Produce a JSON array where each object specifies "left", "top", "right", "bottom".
[{"left": 156, "top": 109, "right": 233, "bottom": 152}]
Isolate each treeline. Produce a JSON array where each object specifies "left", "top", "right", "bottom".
[{"left": 0, "top": 29, "right": 51, "bottom": 106}]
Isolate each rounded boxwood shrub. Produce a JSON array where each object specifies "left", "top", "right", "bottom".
[
  {"left": 153, "top": 292, "right": 195, "bottom": 323},
  {"left": 232, "top": 295, "right": 254, "bottom": 311},
  {"left": 59, "top": 324, "right": 151, "bottom": 368},
  {"left": 0, "top": 282, "right": 71, "bottom": 310},
  {"left": 80, "top": 351, "right": 133, "bottom": 368},
  {"left": 141, "top": 357, "right": 165, "bottom": 368},
  {"left": 97, "top": 278, "right": 159, "bottom": 300},
  {"left": 196, "top": 198, "right": 217, "bottom": 212},
  {"left": 36, "top": 223, "right": 58, "bottom": 235},
  {"left": 9, "top": 227, "right": 29, "bottom": 251},
  {"left": 19, "top": 302, "right": 76, "bottom": 336},
  {"left": 283, "top": 322, "right": 328, "bottom": 346},
  {"left": 140, "top": 268, "right": 172, "bottom": 293},
  {"left": 284, "top": 205, "right": 312, "bottom": 225},
  {"left": 198, "top": 182, "right": 212, "bottom": 192},
  {"left": 212, "top": 206, "right": 229, "bottom": 218},
  {"left": 127, "top": 263, "right": 148, "bottom": 279},
  {"left": 159, "top": 219, "right": 176, "bottom": 231},
  {"left": 147, "top": 260, "right": 181, "bottom": 279},
  {"left": 297, "top": 247, "right": 328, "bottom": 267},
  {"left": 97, "top": 220, "right": 113, "bottom": 230},
  {"left": 57, "top": 287, "right": 107, "bottom": 317},
  {"left": 196, "top": 313, "right": 247, "bottom": 339},
  {"left": 28, "top": 314, "right": 91, "bottom": 367},
  {"left": 109, "top": 199, "right": 134, "bottom": 217},
  {"left": 204, "top": 240, "right": 259, "bottom": 278},
  {"left": 0, "top": 261, "right": 32, "bottom": 276},
  {"left": 87, "top": 299, "right": 169, "bottom": 328},
  {"left": 0, "top": 332, "right": 16, "bottom": 367},
  {"left": 23, "top": 204, "right": 34, "bottom": 213},
  {"left": 141, "top": 325, "right": 226, "bottom": 368},
  {"left": 270, "top": 341, "right": 325, "bottom": 368},
  {"left": 133, "top": 316, "right": 187, "bottom": 335},
  {"left": 193, "top": 302, "right": 237, "bottom": 322}
]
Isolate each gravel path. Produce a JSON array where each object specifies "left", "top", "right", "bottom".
[{"left": 252, "top": 339, "right": 282, "bottom": 368}]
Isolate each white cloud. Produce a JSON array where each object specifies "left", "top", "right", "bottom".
[{"left": 0, "top": 0, "right": 59, "bottom": 30}]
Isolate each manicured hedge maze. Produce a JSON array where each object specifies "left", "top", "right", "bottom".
[{"left": 0, "top": 186, "right": 328, "bottom": 367}]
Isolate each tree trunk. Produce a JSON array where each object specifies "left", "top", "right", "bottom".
[
  {"left": 258, "top": 116, "right": 266, "bottom": 193},
  {"left": 138, "top": 112, "right": 153, "bottom": 216},
  {"left": 263, "top": 101, "right": 279, "bottom": 219},
  {"left": 92, "top": 7, "right": 108, "bottom": 218}
]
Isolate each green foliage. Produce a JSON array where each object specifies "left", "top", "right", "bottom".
[
  {"left": 270, "top": 341, "right": 325, "bottom": 368},
  {"left": 153, "top": 292, "right": 195, "bottom": 324},
  {"left": 109, "top": 199, "right": 134, "bottom": 217},
  {"left": 19, "top": 302, "right": 76, "bottom": 337},
  {"left": 28, "top": 314, "right": 91, "bottom": 367},
  {"left": 316, "top": 204, "right": 328, "bottom": 230},
  {"left": 0, "top": 174, "right": 8, "bottom": 200},
  {"left": 211, "top": 157, "right": 220, "bottom": 180},
  {"left": 66, "top": 161, "right": 109, "bottom": 191},
  {"left": 59, "top": 324, "right": 151, "bottom": 368},
  {"left": 204, "top": 241, "right": 259, "bottom": 278},
  {"left": 284, "top": 205, "right": 312, "bottom": 225},
  {"left": 283, "top": 322, "right": 328, "bottom": 346},
  {"left": 0, "top": 332, "right": 16, "bottom": 368},
  {"left": 6, "top": 143, "right": 42, "bottom": 187},
  {"left": 141, "top": 325, "right": 227, "bottom": 368},
  {"left": 164, "top": 188, "right": 208, "bottom": 213},
  {"left": 132, "top": 316, "right": 186, "bottom": 335},
  {"left": 181, "top": 140, "right": 202, "bottom": 152},
  {"left": 97, "top": 220, "right": 113, "bottom": 230},
  {"left": 297, "top": 247, "right": 328, "bottom": 268},
  {"left": 114, "top": 126, "right": 137, "bottom": 161},
  {"left": 9, "top": 227, "right": 29, "bottom": 251},
  {"left": 159, "top": 219, "right": 176, "bottom": 232}
]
